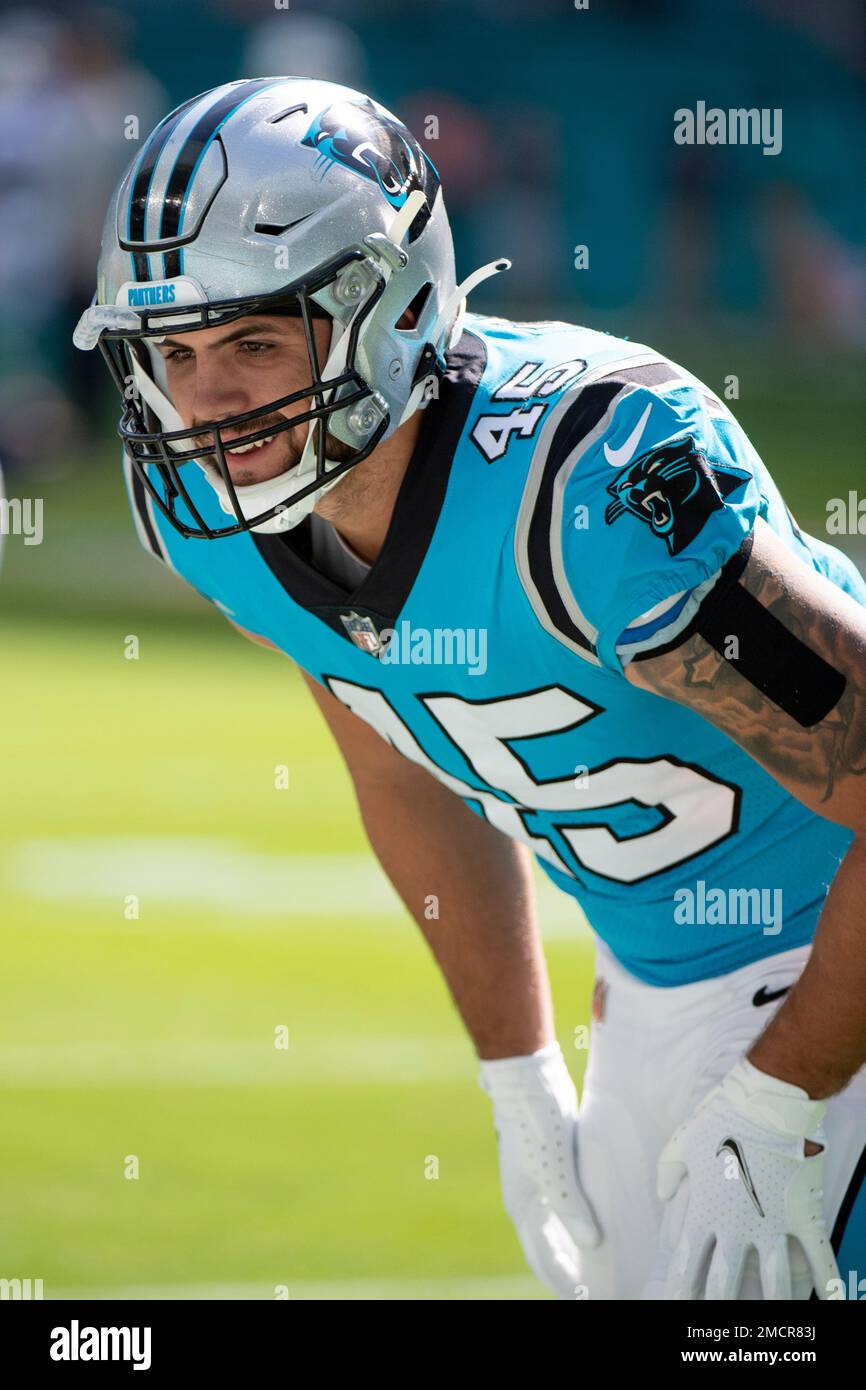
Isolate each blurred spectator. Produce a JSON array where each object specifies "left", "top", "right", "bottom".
[
  {"left": 0, "top": 0, "right": 862, "bottom": 477},
  {"left": 762, "top": 183, "right": 866, "bottom": 347},
  {"left": 757, "top": 0, "right": 866, "bottom": 78},
  {"left": 0, "top": 6, "right": 164, "bottom": 475},
  {"left": 241, "top": 12, "right": 368, "bottom": 89}
]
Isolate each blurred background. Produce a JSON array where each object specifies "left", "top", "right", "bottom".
[{"left": 0, "top": 0, "right": 864, "bottom": 1299}]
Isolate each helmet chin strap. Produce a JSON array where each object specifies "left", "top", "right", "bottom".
[
  {"left": 131, "top": 353, "right": 190, "bottom": 437},
  {"left": 386, "top": 188, "right": 427, "bottom": 246},
  {"left": 430, "top": 257, "right": 512, "bottom": 356},
  {"left": 396, "top": 256, "right": 512, "bottom": 427}
]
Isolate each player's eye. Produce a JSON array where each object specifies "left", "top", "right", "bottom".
[
  {"left": 163, "top": 346, "right": 193, "bottom": 363},
  {"left": 237, "top": 340, "right": 276, "bottom": 355}
]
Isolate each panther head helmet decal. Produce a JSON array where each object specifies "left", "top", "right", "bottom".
[{"left": 301, "top": 97, "right": 440, "bottom": 241}]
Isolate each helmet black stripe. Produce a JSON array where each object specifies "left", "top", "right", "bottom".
[
  {"left": 157, "top": 79, "right": 279, "bottom": 276},
  {"left": 126, "top": 94, "right": 201, "bottom": 280}
]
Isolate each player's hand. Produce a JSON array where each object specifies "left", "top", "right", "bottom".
[
  {"left": 478, "top": 1041, "right": 601, "bottom": 1299},
  {"left": 655, "top": 1056, "right": 839, "bottom": 1300}
]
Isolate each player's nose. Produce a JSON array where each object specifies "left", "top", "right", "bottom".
[{"left": 189, "top": 358, "right": 254, "bottom": 424}]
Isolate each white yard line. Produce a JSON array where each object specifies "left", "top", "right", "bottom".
[
  {"left": 2, "top": 838, "right": 593, "bottom": 940},
  {"left": 0, "top": 1036, "right": 482, "bottom": 1088}
]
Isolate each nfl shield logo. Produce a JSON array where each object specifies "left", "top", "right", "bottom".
[{"left": 340, "top": 611, "right": 387, "bottom": 656}]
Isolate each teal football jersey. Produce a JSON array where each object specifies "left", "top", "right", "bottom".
[{"left": 125, "top": 313, "right": 866, "bottom": 985}]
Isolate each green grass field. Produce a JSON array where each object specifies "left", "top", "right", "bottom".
[{"left": 0, "top": 612, "right": 593, "bottom": 1300}]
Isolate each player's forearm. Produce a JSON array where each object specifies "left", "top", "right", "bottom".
[
  {"left": 353, "top": 773, "right": 555, "bottom": 1060},
  {"left": 748, "top": 834, "right": 866, "bottom": 1098}
]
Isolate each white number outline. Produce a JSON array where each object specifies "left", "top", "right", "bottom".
[{"left": 325, "top": 677, "right": 742, "bottom": 886}]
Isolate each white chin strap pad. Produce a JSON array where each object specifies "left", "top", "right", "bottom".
[
  {"left": 430, "top": 258, "right": 512, "bottom": 355},
  {"left": 131, "top": 353, "right": 190, "bottom": 439},
  {"left": 396, "top": 258, "right": 512, "bottom": 429},
  {"left": 387, "top": 189, "right": 426, "bottom": 246}
]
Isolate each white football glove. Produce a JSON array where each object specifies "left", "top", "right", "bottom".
[
  {"left": 478, "top": 1041, "right": 601, "bottom": 1298},
  {"left": 656, "top": 1056, "right": 839, "bottom": 1300}
]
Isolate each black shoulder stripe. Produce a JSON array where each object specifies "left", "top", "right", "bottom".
[
  {"left": 516, "top": 357, "right": 712, "bottom": 664},
  {"left": 599, "top": 361, "right": 682, "bottom": 388},
  {"left": 517, "top": 359, "right": 688, "bottom": 664},
  {"left": 525, "top": 381, "right": 622, "bottom": 660}
]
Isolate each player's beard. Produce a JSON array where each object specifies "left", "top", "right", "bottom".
[
  {"left": 192, "top": 411, "right": 356, "bottom": 487},
  {"left": 311, "top": 426, "right": 392, "bottom": 527}
]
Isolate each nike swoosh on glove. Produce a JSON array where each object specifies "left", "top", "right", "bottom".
[
  {"left": 656, "top": 1056, "right": 840, "bottom": 1300},
  {"left": 478, "top": 1041, "right": 600, "bottom": 1299}
]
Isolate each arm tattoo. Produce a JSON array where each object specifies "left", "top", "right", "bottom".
[{"left": 632, "top": 560, "right": 866, "bottom": 808}]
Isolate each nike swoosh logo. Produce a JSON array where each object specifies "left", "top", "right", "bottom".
[
  {"left": 752, "top": 984, "right": 791, "bottom": 1007},
  {"left": 716, "top": 1137, "right": 765, "bottom": 1217},
  {"left": 603, "top": 401, "right": 653, "bottom": 467}
]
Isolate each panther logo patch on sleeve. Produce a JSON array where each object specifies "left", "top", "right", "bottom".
[{"left": 604, "top": 437, "right": 750, "bottom": 555}]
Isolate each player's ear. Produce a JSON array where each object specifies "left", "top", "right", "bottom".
[{"left": 395, "top": 306, "right": 418, "bottom": 330}]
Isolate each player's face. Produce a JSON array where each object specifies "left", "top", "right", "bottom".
[{"left": 154, "top": 313, "right": 338, "bottom": 485}]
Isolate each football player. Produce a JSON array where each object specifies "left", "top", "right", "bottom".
[{"left": 75, "top": 78, "right": 866, "bottom": 1301}]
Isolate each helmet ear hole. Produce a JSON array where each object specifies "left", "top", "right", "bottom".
[{"left": 395, "top": 281, "right": 432, "bottom": 332}]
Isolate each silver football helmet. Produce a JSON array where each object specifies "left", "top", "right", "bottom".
[{"left": 74, "top": 77, "right": 509, "bottom": 538}]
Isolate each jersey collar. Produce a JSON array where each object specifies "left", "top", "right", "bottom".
[{"left": 251, "top": 327, "right": 487, "bottom": 645}]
